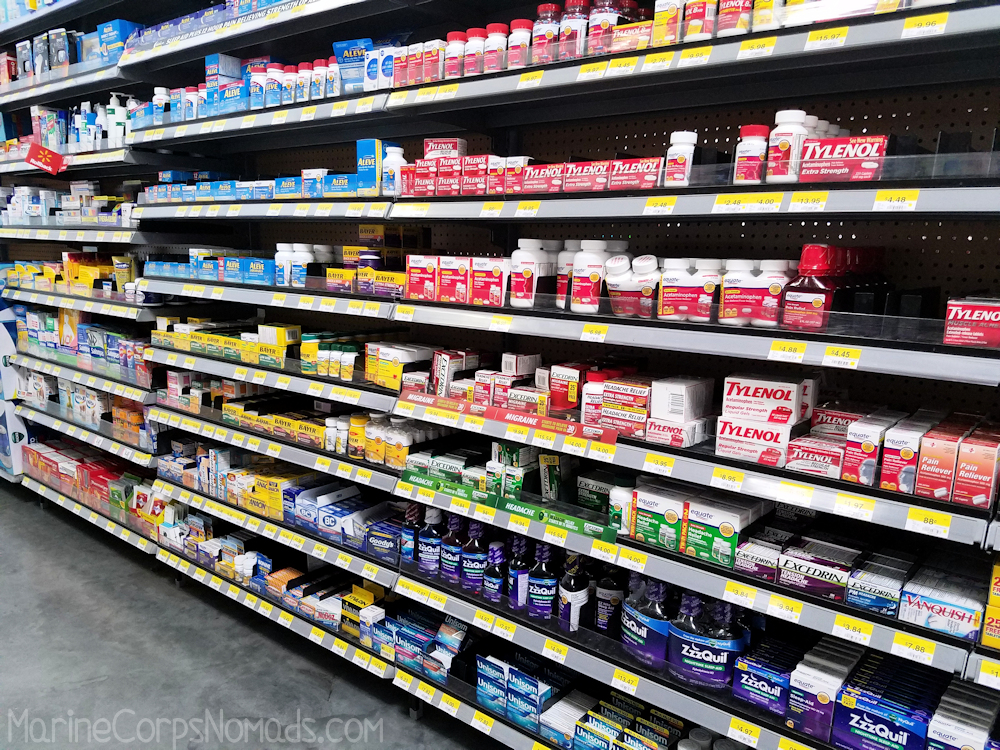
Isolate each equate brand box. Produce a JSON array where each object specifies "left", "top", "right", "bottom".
[
  {"left": 716, "top": 416, "right": 808, "bottom": 468},
  {"left": 799, "top": 135, "right": 888, "bottom": 182},
  {"left": 631, "top": 483, "right": 690, "bottom": 550},
  {"left": 550, "top": 363, "right": 593, "bottom": 410},
  {"left": 879, "top": 420, "right": 935, "bottom": 493},
  {"left": 608, "top": 157, "right": 663, "bottom": 191},
  {"left": 915, "top": 429, "right": 965, "bottom": 500},
  {"left": 722, "top": 374, "right": 803, "bottom": 425},
  {"left": 841, "top": 416, "right": 898, "bottom": 486},
  {"left": 952, "top": 432, "right": 1000, "bottom": 509},
  {"left": 469, "top": 257, "right": 509, "bottom": 307},
  {"left": 405, "top": 255, "right": 438, "bottom": 301},
  {"left": 522, "top": 163, "right": 565, "bottom": 193},
  {"left": 487, "top": 159, "right": 508, "bottom": 195},
  {"left": 944, "top": 298, "right": 1000, "bottom": 348},
  {"left": 786, "top": 435, "right": 846, "bottom": 479},
  {"left": 438, "top": 256, "right": 470, "bottom": 304},
  {"left": 503, "top": 156, "right": 533, "bottom": 194},
  {"left": 563, "top": 160, "right": 612, "bottom": 192}
]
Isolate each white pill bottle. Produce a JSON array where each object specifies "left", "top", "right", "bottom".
[
  {"left": 691, "top": 258, "right": 723, "bottom": 323},
  {"left": 510, "top": 238, "right": 550, "bottom": 308},
  {"left": 382, "top": 146, "right": 408, "bottom": 197},
  {"left": 718, "top": 258, "right": 755, "bottom": 326},
  {"left": 275, "top": 243, "right": 294, "bottom": 287},
  {"left": 632, "top": 255, "right": 661, "bottom": 320},
  {"left": 664, "top": 130, "right": 698, "bottom": 187},
  {"left": 765, "top": 109, "right": 808, "bottom": 184},
  {"left": 570, "top": 240, "right": 609, "bottom": 314},
  {"left": 751, "top": 259, "right": 791, "bottom": 327},
  {"left": 659, "top": 257, "right": 696, "bottom": 321},
  {"left": 606, "top": 255, "right": 638, "bottom": 318}
]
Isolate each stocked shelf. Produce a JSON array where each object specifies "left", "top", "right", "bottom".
[
  {"left": 22, "top": 476, "right": 155, "bottom": 554},
  {"left": 146, "top": 406, "right": 399, "bottom": 494},
  {"left": 15, "top": 403, "right": 156, "bottom": 467},
  {"left": 0, "top": 61, "right": 123, "bottom": 109},
  {"left": 10, "top": 353, "right": 156, "bottom": 404},
  {"left": 142, "top": 347, "right": 398, "bottom": 412},
  {"left": 154, "top": 544, "right": 395, "bottom": 681},
  {"left": 152, "top": 478, "right": 398, "bottom": 589},
  {"left": 396, "top": 397, "right": 987, "bottom": 545},
  {"left": 132, "top": 200, "right": 392, "bottom": 221},
  {"left": 4, "top": 288, "right": 157, "bottom": 320},
  {"left": 391, "top": 479, "right": 973, "bottom": 675},
  {"left": 0, "top": 227, "right": 140, "bottom": 243},
  {"left": 0, "top": 0, "right": 131, "bottom": 46}
]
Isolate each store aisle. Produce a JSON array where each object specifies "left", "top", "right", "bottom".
[{"left": 0, "top": 484, "right": 500, "bottom": 750}]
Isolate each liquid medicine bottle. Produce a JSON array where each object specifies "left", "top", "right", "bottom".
[
  {"left": 507, "top": 19, "right": 534, "bottom": 69},
  {"left": 683, "top": 0, "right": 717, "bottom": 42},
  {"left": 588, "top": 0, "right": 621, "bottom": 57},
  {"left": 659, "top": 257, "right": 696, "bottom": 320},
  {"left": 507, "top": 536, "right": 531, "bottom": 610},
  {"left": 751, "top": 259, "right": 790, "bottom": 327},
  {"left": 558, "top": 553, "right": 591, "bottom": 632},
  {"left": 719, "top": 258, "right": 755, "bottom": 326},
  {"left": 556, "top": 241, "right": 579, "bottom": 309},
  {"left": 483, "top": 542, "right": 506, "bottom": 603},
  {"left": 570, "top": 240, "right": 609, "bottom": 314},
  {"left": 765, "top": 109, "right": 808, "bottom": 184},
  {"left": 716, "top": 0, "right": 752, "bottom": 36},
  {"left": 484, "top": 23, "right": 509, "bottom": 71},
  {"left": 624, "top": 578, "right": 671, "bottom": 669},
  {"left": 444, "top": 31, "right": 467, "bottom": 79},
  {"left": 464, "top": 28, "right": 487, "bottom": 75},
  {"left": 733, "top": 124, "right": 769, "bottom": 185},
  {"left": 527, "top": 542, "right": 558, "bottom": 621},
  {"left": 782, "top": 243, "right": 842, "bottom": 331},
  {"left": 511, "top": 238, "right": 551, "bottom": 308},
  {"left": 664, "top": 130, "right": 697, "bottom": 186},
  {"left": 559, "top": 1, "right": 590, "bottom": 60},
  {"left": 400, "top": 503, "right": 423, "bottom": 568},
  {"left": 606, "top": 255, "right": 638, "bottom": 317},
  {"left": 460, "top": 522, "right": 488, "bottom": 593},
  {"left": 439, "top": 513, "right": 469, "bottom": 585},
  {"left": 532, "top": 4, "right": 563, "bottom": 65},
  {"left": 595, "top": 563, "right": 627, "bottom": 637},
  {"left": 691, "top": 258, "right": 723, "bottom": 323},
  {"left": 632, "top": 254, "right": 660, "bottom": 319},
  {"left": 417, "top": 507, "right": 446, "bottom": 578}
]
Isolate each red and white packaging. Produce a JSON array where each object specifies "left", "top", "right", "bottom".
[
  {"left": 432, "top": 349, "right": 467, "bottom": 396},
  {"left": 400, "top": 165, "right": 416, "bottom": 197},
  {"left": 522, "top": 163, "right": 565, "bottom": 193},
  {"left": 944, "top": 298, "right": 1000, "bottom": 349},
  {"left": 424, "top": 137, "right": 467, "bottom": 159},
  {"left": 488, "top": 161, "right": 507, "bottom": 195},
  {"left": 550, "top": 363, "right": 594, "bottom": 410},
  {"left": 879, "top": 420, "right": 936, "bottom": 493},
  {"left": 786, "top": 435, "right": 846, "bottom": 479},
  {"left": 810, "top": 402, "right": 877, "bottom": 438},
  {"left": 435, "top": 176, "right": 462, "bottom": 196},
  {"left": 469, "top": 257, "right": 510, "bottom": 307},
  {"left": 608, "top": 157, "right": 663, "bottom": 191},
  {"left": 449, "top": 379, "right": 476, "bottom": 402},
  {"left": 407, "top": 44, "right": 424, "bottom": 86},
  {"left": 413, "top": 177, "right": 436, "bottom": 197},
  {"left": 722, "top": 374, "right": 803, "bottom": 425},
  {"left": 603, "top": 376, "right": 654, "bottom": 414},
  {"left": 601, "top": 404, "right": 648, "bottom": 438},
  {"left": 463, "top": 154, "right": 504, "bottom": 178},
  {"left": 405, "top": 255, "right": 439, "bottom": 301},
  {"left": 841, "top": 416, "right": 900, "bottom": 486},
  {"left": 952, "top": 432, "right": 1000, "bottom": 509},
  {"left": 646, "top": 416, "right": 710, "bottom": 449},
  {"left": 491, "top": 373, "right": 532, "bottom": 409},
  {"left": 422, "top": 40, "right": 445, "bottom": 83},
  {"left": 683, "top": 0, "right": 716, "bottom": 37},
  {"left": 473, "top": 370, "right": 499, "bottom": 406},
  {"left": 393, "top": 53, "right": 409, "bottom": 88},
  {"left": 610, "top": 20, "right": 654, "bottom": 52},
  {"left": 799, "top": 136, "right": 888, "bottom": 183},
  {"left": 800, "top": 375, "right": 820, "bottom": 420},
  {"left": 507, "top": 386, "right": 550, "bottom": 416},
  {"left": 436, "top": 157, "right": 463, "bottom": 178},
  {"left": 562, "top": 161, "right": 612, "bottom": 192},
  {"left": 438, "top": 256, "right": 470, "bottom": 304},
  {"left": 915, "top": 428, "right": 966, "bottom": 501},
  {"left": 415, "top": 159, "right": 438, "bottom": 181},
  {"left": 401, "top": 371, "right": 430, "bottom": 394},
  {"left": 461, "top": 175, "right": 488, "bottom": 196},
  {"left": 716, "top": 0, "right": 752, "bottom": 34},
  {"left": 503, "top": 156, "right": 533, "bottom": 194},
  {"left": 716, "top": 416, "right": 809, "bottom": 468}
]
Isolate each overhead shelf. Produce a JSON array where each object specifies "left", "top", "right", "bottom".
[
  {"left": 10, "top": 353, "right": 157, "bottom": 404},
  {"left": 16, "top": 403, "right": 156, "bottom": 467},
  {"left": 147, "top": 406, "right": 399, "bottom": 494},
  {"left": 4, "top": 288, "right": 158, "bottom": 320},
  {"left": 0, "top": 62, "right": 123, "bottom": 109},
  {"left": 22, "top": 476, "right": 156, "bottom": 554},
  {"left": 396, "top": 398, "right": 988, "bottom": 546},
  {"left": 154, "top": 544, "right": 395, "bottom": 681},
  {"left": 0, "top": 147, "right": 230, "bottom": 178},
  {"left": 153, "top": 478, "right": 398, "bottom": 589},
  {"left": 391, "top": 479, "right": 973, "bottom": 676},
  {"left": 964, "top": 650, "right": 1000, "bottom": 691},
  {"left": 142, "top": 347, "right": 398, "bottom": 412},
  {"left": 0, "top": 0, "right": 132, "bottom": 46},
  {"left": 132, "top": 200, "right": 391, "bottom": 221}
]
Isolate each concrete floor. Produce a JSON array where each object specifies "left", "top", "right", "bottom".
[{"left": 0, "top": 483, "right": 503, "bottom": 750}]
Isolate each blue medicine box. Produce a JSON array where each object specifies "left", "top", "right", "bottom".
[
  {"left": 223, "top": 257, "right": 243, "bottom": 284},
  {"left": 324, "top": 174, "right": 357, "bottom": 198},
  {"left": 195, "top": 182, "right": 213, "bottom": 201},
  {"left": 100, "top": 20, "right": 142, "bottom": 64},
  {"left": 274, "top": 177, "right": 302, "bottom": 199},
  {"left": 243, "top": 258, "right": 275, "bottom": 285},
  {"left": 211, "top": 180, "right": 236, "bottom": 200}
]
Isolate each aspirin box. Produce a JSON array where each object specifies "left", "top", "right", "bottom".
[
  {"left": 723, "top": 374, "right": 803, "bottom": 424},
  {"left": 786, "top": 435, "right": 846, "bottom": 479},
  {"left": 716, "top": 415, "right": 808, "bottom": 468}
]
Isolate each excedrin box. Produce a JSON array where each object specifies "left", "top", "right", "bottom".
[
  {"left": 799, "top": 135, "right": 889, "bottom": 182},
  {"left": 944, "top": 298, "right": 1000, "bottom": 348},
  {"left": 778, "top": 541, "right": 862, "bottom": 602},
  {"left": 723, "top": 374, "right": 803, "bottom": 424}
]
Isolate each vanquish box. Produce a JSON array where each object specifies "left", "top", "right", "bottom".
[
  {"left": 716, "top": 415, "right": 809, "bottom": 468},
  {"left": 723, "top": 374, "right": 803, "bottom": 425}
]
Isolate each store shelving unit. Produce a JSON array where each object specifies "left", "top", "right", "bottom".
[
  {"left": 3, "top": 288, "right": 157, "bottom": 320},
  {"left": 10, "top": 353, "right": 156, "bottom": 404},
  {"left": 15, "top": 403, "right": 156, "bottom": 467},
  {"left": 0, "top": 0, "right": 131, "bottom": 46}
]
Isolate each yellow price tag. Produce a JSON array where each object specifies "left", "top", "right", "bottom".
[
  {"left": 414, "top": 86, "right": 439, "bottom": 103},
  {"left": 542, "top": 638, "right": 568, "bottom": 664},
  {"left": 611, "top": 668, "right": 640, "bottom": 695},
  {"left": 823, "top": 345, "right": 862, "bottom": 369},
  {"left": 728, "top": 717, "right": 761, "bottom": 748},
  {"left": 711, "top": 466, "right": 745, "bottom": 492},
  {"left": 435, "top": 82, "right": 459, "bottom": 100},
  {"left": 473, "top": 610, "right": 496, "bottom": 631},
  {"left": 387, "top": 90, "right": 409, "bottom": 106},
  {"left": 642, "top": 453, "right": 675, "bottom": 477},
  {"left": 737, "top": 36, "right": 777, "bottom": 60},
  {"left": 805, "top": 26, "right": 849, "bottom": 51},
  {"left": 463, "top": 415, "right": 486, "bottom": 433},
  {"left": 902, "top": 12, "right": 948, "bottom": 39},
  {"left": 271, "top": 293, "right": 286, "bottom": 306},
  {"left": 507, "top": 514, "right": 532, "bottom": 534},
  {"left": 543, "top": 525, "right": 568, "bottom": 547},
  {"left": 308, "top": 626, "right": 325, "bottom": 645},
  {"left": 517, "top": 70, "right": 544, "bottom": 89},
  {"left": 416, "top": 681, "right": 436, "bottom": 703},
  {"left": 315, "top": 457, "right": 332, "bottom": 472},
  {"left": 978, "top": 658, "right": 1000, "bottom": 690},
  {"left": 474, "top": 505, "right": 496, "bottom": 524},
  {"left": 439, "top": 693, "right": 461, "bottom": 716},
  {"left": 361, "top": 563, "right": 380, "bottom": 581},
  {"left": 891, "top": 632, "right": 936, "bottom": 665},
  {"left": 449, "top": 497, "right": 471, "bottom": 515},
  {"left": 577, "top": 60, "right": 608, "bottom": 81},
  {"left": 779, "top": 739, "right": 815, "bottom": 750},
  {"left": 590, "top": 539, "right": 619, "bottom": 564},
  {"left": 275, "top": 375, "right": 291, "bottom": 389},
  {"left": 562, "top": 436, "right": 589, "bottom": 457},
  {"left": 618, "top": 547, "right": 647, "bottom": 573},
  {"left": 905, "top": 507, "right": 951, "bottom": 539},
  {"left": 336, "top": 552, "right": 353, "bottom": 568},
  {"left": 588, "top": 442, "right": 617, "bottom": 463},
  {"left": 514, "top": 200, "right": 541, "bottom": 218},
  {"left": 427, "top": 590, "right": 448, "bottom": 611},
  {"left": 789, "top": 191, "right": 829, "bottom": 213},
  {"left": 641, "top": 50, "right": 674, "bottom": 72},
  {"left": 504, "top": 424, "right": 530, "bottom": 443},
  {"left": 607, "top": 56, "right": 639, "bottom": 76},
  {"left": 489, "top": 314, "right": 513, "bottom": 332},
  {"left": 643, "top": 195, "right": 677, "bottom": 215},
  {"left": 766, "top": 594, "right": 803, "bottom": 623},
  {"left": 723, "top": 581, "right": 758, "bottom": 609},
  {"left": 834, "top": 493, "right": 875, "bottom": 522},
  {"left": 581, "top": 323, "right": 609, "bottom": 343},
  {"left": 833, "top": 614, "right": 873, "bottom": 645},
  {"left": 873, "top": 189, "right": 920, "bottom": 212},
  {"left": 678, "top": 45, "right": 712, "bottom": 67},
  {"left": 768, "top": 339, "right": 808, "bottom": 363},
  {"left": 471, "top": 712, "right": 494, "bottom": 735},
  {"left": 416, "top": 487, "right": 436, "bottom": 501},
  {"left": 493, "top": 618, "right": 517, "bottom": 641}
]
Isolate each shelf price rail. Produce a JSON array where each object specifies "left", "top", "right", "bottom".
[
  {"left": 15, "top": 404, "right": 156, "bottom": 467},
  {"left": 10, "top": 353, "right": 157, "bottom": 404},
  {"left": 4, "top": 288, "right": 156, "bottom": 321}
]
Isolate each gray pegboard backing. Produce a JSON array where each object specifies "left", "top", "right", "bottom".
[
  {"left": 516, "top": 82, "right": 999, "bottom": 162},
  {"left": 258, "top": 221, "right": 361, "bottom": 248}
]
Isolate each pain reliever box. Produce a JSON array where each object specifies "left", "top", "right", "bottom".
[
  {"left": 810, "top": 401, "right": 876, "bottom": 437},
  {"left": 405, "top": 255, "right": 438, "bottom": 301},
  {"left": 841, "top": 416, "right": 901, "bottom": 486},
  {"left": 356, "top": 139, "right": 383, "bottom": 197},
  {"left": 879, "top": 420, "right": 936, "bottom": 493},
  {"left": 503, "top": 157, "right": 533, "bottom": 194},
  {"left": 915, "top": 429, "right": 966, "bottom": 501},
  {"left": 438, "top": 256, "right": 470, "bottom": 304},
  {"left": 799, "top": 135, "right": 888, "bottom": 183},
  {"left": 716, "top": 415, "right": 809, "bottom": 468},
  {"left": 723, "top": 374, "right": 803, "bottom": 425},
  {"left": 952, "top": 432, "right": 1000, "bottom": 509},
  {"left": 608, "top": 157, "right": 663, "bottom": 191},
  {"left": 424, "top": 137, "right": 467, "bottom": 159},
  {"left": 469, "top": 257, "right": 509, "bottom": 307},
  {"left": 522, "top": 163, "right": 565, "bottom": 194},
  {"left": 550, "top": 363, "right": 593, "bottom": 410},
  {"left": 646, "top": 416, "right": 710, "bottom": 448},
  {"left": 323, "top": 174, "right": 357, "bottom": 198},
  {"left": 274, "top": 176, "right": 302, "bottom": 199},
  {"left": 944, "top": 298, "right": 1000, "bottom": 348},
  {"left": 562, "top": 160, "right": 612, "bottom": 192}
]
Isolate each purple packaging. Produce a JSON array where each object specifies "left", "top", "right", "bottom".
[
  {"left": 778, "top": 542, "right": 861, "bottom": 602},
  {"left": 735, "top": 540, "right": 781, "bottom": 582},
  {"left": 667, "top": 625, "right": 745, "bottom": 690},
  {"left": 788, "top": 663, "right": 850, "bottom": 741},
  {"left": 733, "top": 651, "right": 799, "bottom": 716},
  {"left": 832, "top": 689, "right": 935, "bottom": 750}
]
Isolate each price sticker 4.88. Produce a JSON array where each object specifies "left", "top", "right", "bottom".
[{"left": 768, "top": 339, "right": 807, "bottom": 364}]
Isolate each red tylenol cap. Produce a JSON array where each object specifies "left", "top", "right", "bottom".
[
  {"left": 298, "top": 62, "right": 312, "bottom": 71},
  {"left": 740, "top": 124, "right": 770, "bottom": 139},
  {"left": 283, "top": 65, "right": 298, "bottom": 73},
  {"left": 798, "top": 243, "right": 836, "bottom": 274},
  {"left": 198, "top": 83, "right": 206, "bottom": 90},
  {"left": 447, "top": 31, "right": 468, "bottom": 43},
  {"left": 511, "top": 18, "right": 535, "bottom": 30},
  {"left": 185, "top": 86, "right": 197, "bottom": 92},
  {"left": 313, "top": 58, "right": 327, "bottom": 67},
  {"left": 467, "top": 27, "right": 488, "bottom": 38},
  {"left": 586, "top": 371, "right": 609, "bottom": 383},
  {"left": 487, "top": 23, "right": 510, "bottom": 35},
  {"left": 538, "top": 4, "right": 563, "bottom": 14},
  {"left": 267, "top": 62, "right": 283, "bottom": 71}
]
